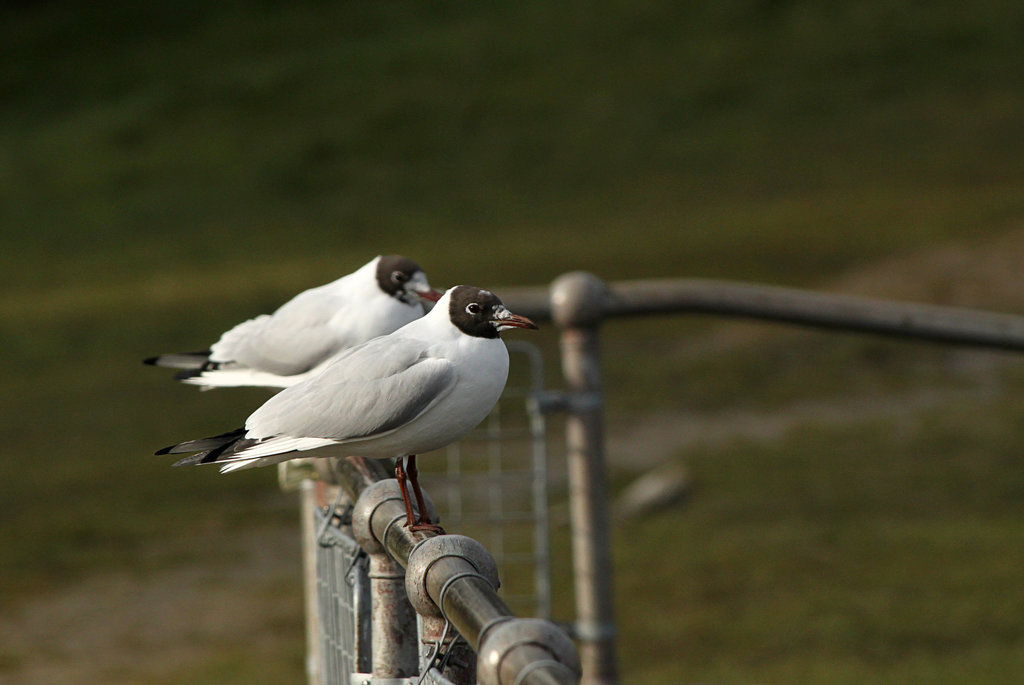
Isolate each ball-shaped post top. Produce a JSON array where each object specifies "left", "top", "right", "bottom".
[
  {"left": 351, "top": 479, "right": 438, "bottom": 555},
  {"left": 404, "top": 534, "right": 500, "bottom": 618},
  {"left": 550, "top": 271, "right": 607, "bottom": 329},
  {"left": 476, "top": 618, "right": 581, "bottom": 685},
  {"left": 351, "top": 479, "right": 404, "bottom": 554}
]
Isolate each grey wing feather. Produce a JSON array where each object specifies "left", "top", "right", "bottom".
[
  {"left": 372, "top": 361, "right": 454, "bottom": 434},
  {"left": 246, "top": 337, "right": 456, "bottom": 441},
  {"left": 211, "top": 290, "right": 343, "bottom": 375}
]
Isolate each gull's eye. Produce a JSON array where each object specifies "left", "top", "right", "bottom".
[
  {"left": 391, "top": 270, "right": 409, "bottom": 283},
  {"left": 465, "top": 303, "right": 481, "bottom": 315}
]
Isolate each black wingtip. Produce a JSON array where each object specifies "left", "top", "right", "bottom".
[
  {"left": 144, "top": 350, "right": 214, "bottom": 370},
  {"left": 157, "top": 427, "right": 248, "bottom": 463}
]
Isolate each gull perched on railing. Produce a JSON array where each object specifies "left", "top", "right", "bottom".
[
  {"left": 144, "top": 254, "right": 442, "bottom": 389},
  {"left": 156, "top": 285, "right": 538, "bottom": 532}
]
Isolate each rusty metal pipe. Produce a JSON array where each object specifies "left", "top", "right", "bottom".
[
  {"left": 350, "top": 480, "right": 423, "bottom": 679},
  {"left": 368, "top": 553, "right": 418, "bottom": 678}
]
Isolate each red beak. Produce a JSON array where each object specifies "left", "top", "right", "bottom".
[
  {"left": 415, "top": 288, "right": 444, "bottom": 303},
  {"left": 495, "top": 312, "right": 538, "bottom": 330}
]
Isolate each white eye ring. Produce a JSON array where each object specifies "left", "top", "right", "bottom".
[
  {"left": 391, "top": 270, "right": 409, "bottom": 283},
  {"left": 466, "top": 303, "right": 482, "bottom": 315}
]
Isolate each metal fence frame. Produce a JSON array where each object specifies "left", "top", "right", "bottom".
[
  {"left": 298, "top": 272, "right": 1024, "bottom": 685},
  {"left": 500, "top": 272, "right": 1024, "bottom": 685},
  {"left": 300, "top": 457, "right": 580, "bottom": 685}
]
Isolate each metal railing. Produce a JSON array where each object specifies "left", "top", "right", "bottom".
[
  {"left": 293, "top": 272, "right": 1024, "bottom": 685},
  {"left": 502, "top": 274, "right": 1024, "bottom": 349},
  {"left": 297, "top": 456, "right": 579, "bottom": 685},
  {"left": 499, "top": 272, "right": 1024, "bottom": 685}
]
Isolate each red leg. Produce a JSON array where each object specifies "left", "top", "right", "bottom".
[
  {"left": 406, "top": 455, "right": 445, "bottom": 534},
  {"left": 394, "top": 458, "right": 418, "bottom": 528}
]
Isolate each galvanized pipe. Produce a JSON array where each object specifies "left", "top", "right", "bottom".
[
  {"left": 550, "top": 273, "right": 620, "bottom": 685},
  {"left": 351, "top": 482, "right": 580, "bottom": 684},
  {"left": 492, "top": 645, "right": 578, "bottom": 685},
  {"left": 500, "top": 272, "right": 1024, "bottom": 685},
  {"left": 349, "top": 479, "right": 421, "bottom": 679},
  {"left": 476, "top": 618, "right": 581, "bottom": 685},
  {"left": 423, "top": 556, "right": 509, "bottom": 647},
  {"left": 503, "top": 276, "right": 1024, "bottom": 351},
  {"left": 299, "top": 480, "right": 323, "bottom": 685},
  {"left": 309, "top": 279, "right": 1024, "bottom": 685},
  {"left": 329, "top": 453, "right": 416, "bottom": 676},
  {"left": 606, "top": 278, "right": 1024, "bottom": 350},
  {"left": 368, "top": 552, "right": 419, "bottom": 678}
]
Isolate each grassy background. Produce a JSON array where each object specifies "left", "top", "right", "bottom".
[{"left": 3, "top": 0, "right": 1024, "bottom": 683}]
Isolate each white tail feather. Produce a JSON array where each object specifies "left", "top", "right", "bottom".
[{"left": 180, "top": 367, "right": 315, "bottom": 389}]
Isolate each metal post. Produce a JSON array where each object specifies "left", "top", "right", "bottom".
[
  {"left": 550, "top": 272, "right": 620, "bottom": 685},
  {"left": 368, "top": 552, "right": 419, "bottom": 678},
  {"left": 347, "top": 465, "right": 421, "bottom": 679},
  {"left": 499, "top": 273, "right": 1024, "bottom": 685},
  {"left": 300, "top": 479, "right": 323, "bottom": 685}
]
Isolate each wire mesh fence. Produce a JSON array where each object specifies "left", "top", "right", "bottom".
[
  {"left": 314, "top": 509, "right": 466, "bottom": 685},
  {"left": 315, "top": 512, "right": 371, "bottom": 682},
  {"left": 420, "top": 341, "right": 552, "bottom": 618}
]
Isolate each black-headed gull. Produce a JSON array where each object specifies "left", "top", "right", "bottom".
[
  {"left": 157, "top": 285, "right": 538, "bottom": 531},
  {"left": 144, "top": 255, "right": 442, "bottom": 389}
]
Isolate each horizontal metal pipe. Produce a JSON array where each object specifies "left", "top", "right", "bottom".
[
  {"left": 351, "top": 484, "right": 579, "bottom": 684},
  {"left": 371, "top": 499, "right": 420, "bottom": 565},
  {"left": 424, "top": 556, "right": 512, "bottom": 649},
  {"left": 500, "top": 277, "right": 1024, "bottom": 352},
  {"left": 497, "top": 646, "right": 578, "bottom": 685},
  {"left": 499, "top": 287, "right": 553, "bottom": 323},
  {"left": 368, "top": 504, "right": 516, "bottom": 651}
]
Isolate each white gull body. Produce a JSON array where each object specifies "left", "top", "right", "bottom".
[
  {"left": 158, "top": 286, "right": 537, "bottom": 475},
  {"left": 147, "top": 255, "right": 439, "bottom": 389}
]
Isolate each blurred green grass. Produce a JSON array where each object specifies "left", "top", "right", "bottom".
[
  {"left": 3, "top": 0, "right": 1024, "bottom": 683},
  {"left": 610, "top": 398, "right": 1024, "bottom": 683}
]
